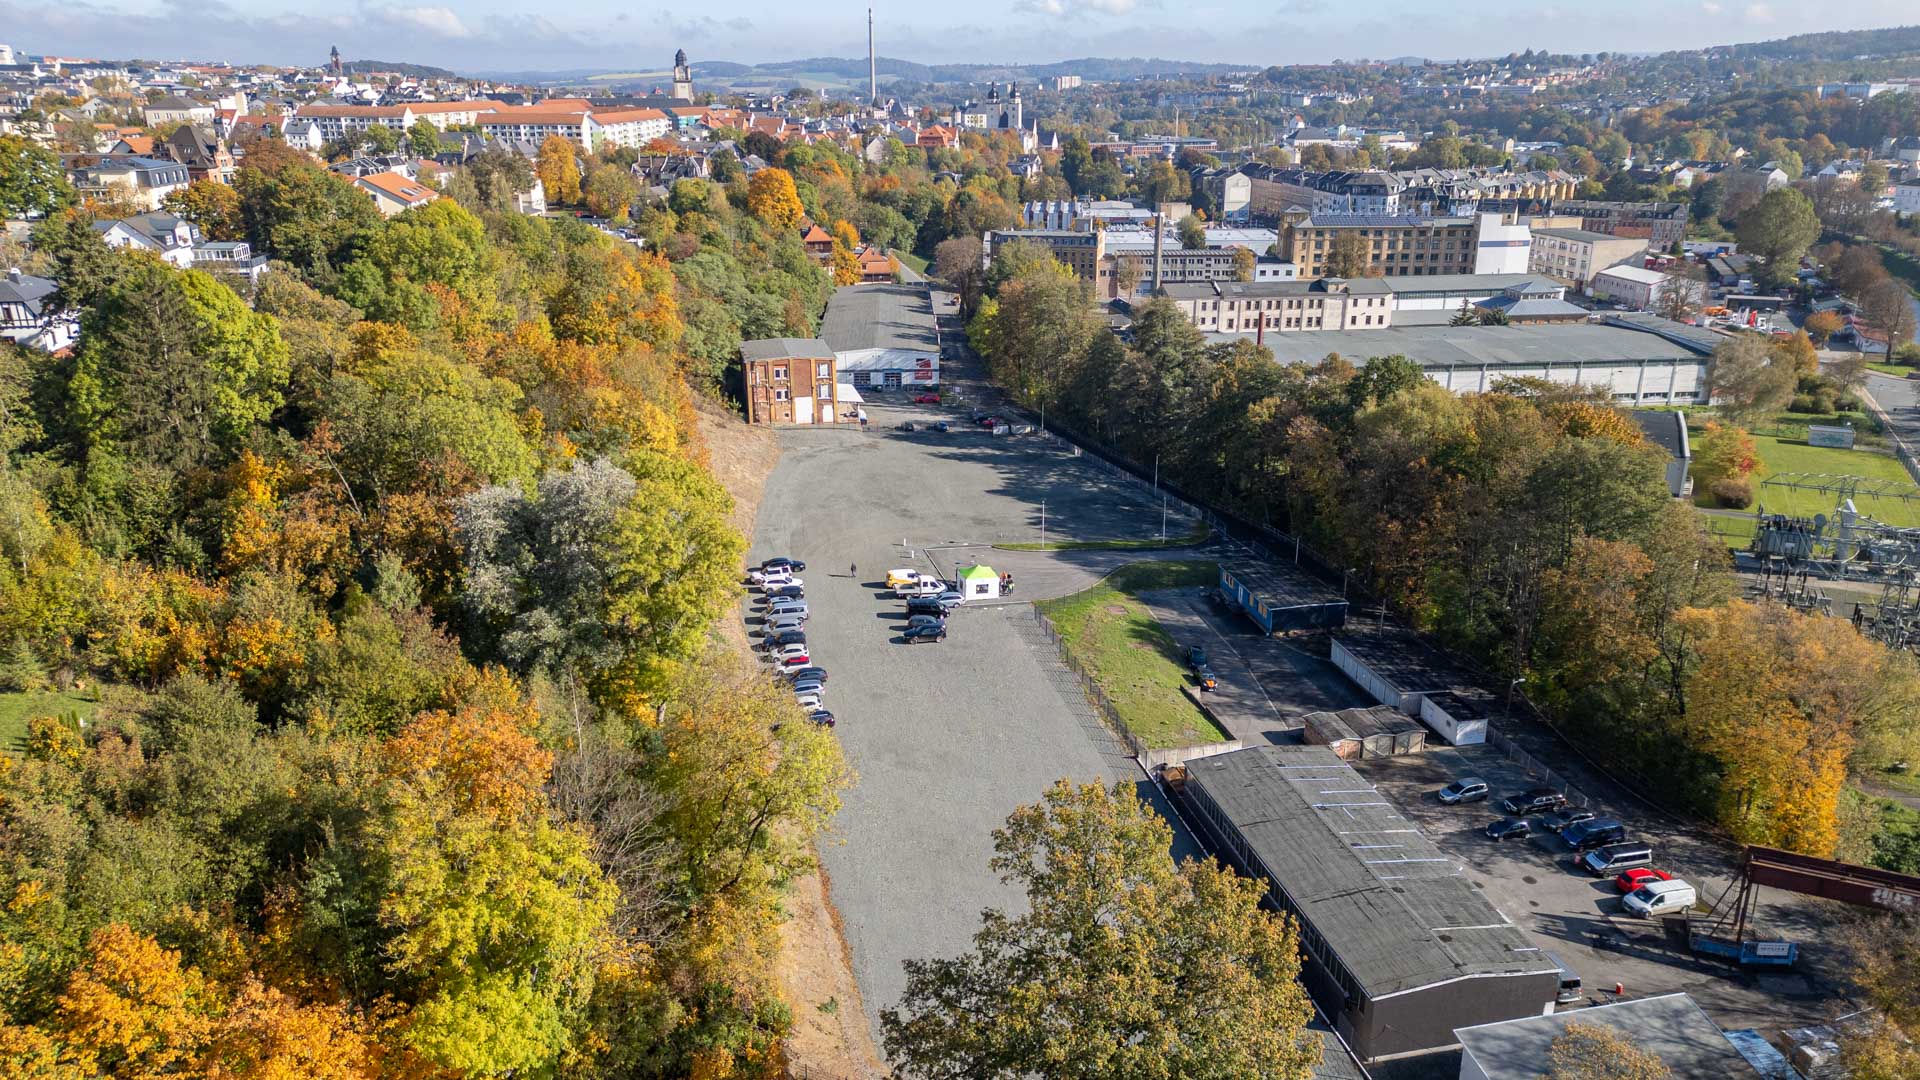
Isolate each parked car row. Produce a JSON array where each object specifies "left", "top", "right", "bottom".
[
  {"left": 746, "top": 557, "right": 834, "bottom": 727},
  {"left": 886, "top": 568, "right": 961, "bottom": 642},
  {"left": 1444, "top": 775, "right": 1691, "bottom": 916}
]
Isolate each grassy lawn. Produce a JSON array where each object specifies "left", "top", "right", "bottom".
[
  {"left": 1692, "top": 430, "right": 1920, "bottom": 525},
  {"left": 894, "top": 251, "right": 929, "bottom": 274},
  {"left": 997, "top": 519, "right": 1209, "bottom": 551},
  {"left": 1868, "top": 362, "right": 1915, "bottom": 378},
  {"left": 0, "top": 691, "right": 98, "bottom": 755},
  {"left": 1034, "top": 560, "right": 1228, "bottom": 750}
]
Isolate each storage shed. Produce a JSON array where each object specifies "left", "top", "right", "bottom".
[
  {"left": 1455, "top": 993, "right": 1758, "bottom": 1080},
  {"left": 1302, "top": 706, "right": 1427, "bottom": 760},
  {"left": 1218, "top": 560, "right": 1349, "bottom": 634},
  {"left": 1180, "top": 746, "right": 1559, "bottom": 1062},
  {"left": 1330, "top": 625, "right": 1490, "bottom": 746}
]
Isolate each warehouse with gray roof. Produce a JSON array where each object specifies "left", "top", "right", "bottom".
[
  {"left": 820, "top": 282, "right": 941, "bottom": 389},
  {"left": 1177, "top": 745, "right": 1559, "bottom": 1062}
]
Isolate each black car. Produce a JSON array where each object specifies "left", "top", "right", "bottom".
[
  {"left": 1194, "top": 666, "right": 1218, "bottom": 692},
  {"left": 1562, "top": 818, "right": 1629, "bottom": 852},
  {"left": 1184, "top": 645, "right": 1209, "bottom": 672},
  {"left": 906, "top": 597, "right": 947, "bottom": 618},
  {"left": 903, "top": 623, "right": 948, "bottom": 644},
  {"left": 761, "top": 557, "right": 806, "bottom": 573},
  {"left": 1502, "top": 787, "right": 1569, "bottom": 815},
  {"left": 760, "top": 630, "right": 806, "bottom": 652},
  {"left": 762, "top": 585, "right": 804, "bottom": 603},
  {"left": 906, "top": 613, "right": 945, "bottom": 631},
  {"left": 808, "top": 710, "right": 836, "bottom": 727},
  {"left": 781, "top": 665, "right": 828, "bottom": 684},
  {"left": 1540, "top": 808, "right": 1597, "bottom": 834},
  {"left": 1486, "top": 817, "right": 1533, "bottom": 842}
]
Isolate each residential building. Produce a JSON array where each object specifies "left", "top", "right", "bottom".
[
  {"left": 190, "top": 240, "right": 269, "bottom": 284},
  {"left": 853, "top": 245, "right": 896, "bottom": 283},
  {"left": 821, "top": 282, "right": 940, "bottom": 389},
  {"left": 1189, "top": 166, "right": 1253, "bottom": 222},
  {"left": 93, "top": 211, "right": 199, "bottom": 267},
  {"left": 475, "top": 106, "right": 598, "bottom": 151},
  {"left": 1160, "top": 277, "right": 1394, "bottom": 335},
  {"left": 354, "top": 171, "right": 438, "bottom": 216},
  {"left": 1177, "top": 745, "right": 1560, "bottom": 1063},
  {"left": 1529, "top": 227, "right": 1648, "bottom": 290},
  {"left": 0, "top": 267, "right": 77, "bottom": 351},
  {"left": 1724, "top": 164, "right": 1790, "bottom": 198},
  {"left": 1896, "top": 178, "right": 1920, "bottom": 216},
  {"left": 801, "top": 223, "right": 835, "bottom": 264},
  {"left": 741, "top": 337, "right": 841, "bottom": 425},
  {"left": 1553, "top": 199, "right": 1689, "bottom": 249},
  {"left": 161, "top": 124, "right": 234, "bottom": 183},
  {"left": 71, "top": 156, "right": 191, "bottom": 211},
  {"left": 1455, "top": 994, "right": 1758, "bottom": 1080},
  {"left": 143, "top": 94, "right": 215, "bottom": 127},
  {"left": 590, "top": 107, "right": 672, "bottom": 149}
]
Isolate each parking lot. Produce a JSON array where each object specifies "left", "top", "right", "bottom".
[
  {"left": 748, "top": 372, "right": 1206, "bottom": 1043},
  {"left": 1351, "top": 747, "right": 1852, "bottom": 1039}
]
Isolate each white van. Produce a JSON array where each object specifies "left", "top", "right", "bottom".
[{"left": 1623, "top": 878, "right": 1696, "bottom": 918}]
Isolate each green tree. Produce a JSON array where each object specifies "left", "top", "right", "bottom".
[
  {"left": 0, "top": 134, "right": 75, "bottom": 218},
  {"left": 882, "top": 780, "right": 1317, "bottom": 1080},
  {"left": 1735, "top": 188, "right": 1820, "bottom": 289},
  {"left": 1325, "top": 229, "right": 1371, "bottom": 278},
  {"left": 1707, "top": 333, "right": 1797, "bottom": 426},
  {"left": 234, "top": 160, "right": 382, "bottom": 271},
  {"left": 56, "top": 263, "right": 290, "bottom": 470},
  {"left": 406, "top": 118, "right": 442, "bottom": 157},
  {"left": 336, "top": 198, "right": 501, "bottom": 328},
  {"left": 1177, "top": 213, "right": 1207, "bottom": 250}
]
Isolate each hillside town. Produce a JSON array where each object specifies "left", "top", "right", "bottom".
[{"left": 4, "top": 19, "right": 1920, "bottom": 1080}]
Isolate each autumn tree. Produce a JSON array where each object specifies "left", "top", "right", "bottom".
[
  {"left": 1545, "top": 1021, "right": 1673, "bottom": 1080},
  {"left": 883, "top": 780, "right": 1317, "bottom": 1080},
  {"left": 163, "top": 179, "right": 244, "bottom": 241},
  {"left": 1325, "top": 229, "right": 1371, "bottom": 277},
  {"left": 536, "top": 134, "right": 582, "bottom": 205},
  {"left": 746, "top": 167, "right": 804, "bottom": 232},
  {"left": 1655, "top": 266, "right": 1702, "bottom": 324},
  {"left": 1232, "top": 245, "right": 1257, "bottom": 282},
  {"left": 1706, "top": 332, "right": 1795, "bottom": 426},
  {"left": 1177, "top": 213, "right": 1207, "bottom": 250},
  {"left": 1691, "top": 421, "right": 1762, "bottom": 490},
  {"left": 1803, "top": 309, "right": 1844, "bottom": 346},
  {"left": 1840, "top": 917, "right": 1920, "bottom": 1080},
  {"left": 1860, "top": 278, "right": 1919, "bottom": 353},
  {"left": 933, "top": 235, "right": 986, "bottom": 315},
  {"left": 1771, "top": 329, "right": 1819, "bottom": 378}
]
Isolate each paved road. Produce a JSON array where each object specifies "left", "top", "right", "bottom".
[
  {"left": 751, "top": 389, "right": 1208, "bottom": 1048},
  {"left": 1865, "top": 370, "right": 1920, "bottom": 458}
]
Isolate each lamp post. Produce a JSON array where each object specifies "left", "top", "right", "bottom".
[
  {"left": 1506, "top": 676, "right": 1526, "bottom": 718},
  {"left": 1343, "top": 567, "right": 1355, "bottom": 600}
]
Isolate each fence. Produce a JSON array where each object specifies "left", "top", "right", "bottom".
[{"left": 1485, "top": 724, "right": 1592, "bottom": 811}]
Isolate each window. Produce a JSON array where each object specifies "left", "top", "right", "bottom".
[
  {"left": 774, "top": 388, "right": 789, "bottom": 401},
  {"left": 772, "top": 366, "right": 787, "bottom": 380},
  {"left": 817, "top": 362, "right": 831, "bottom": 378},
  {"left": 817, "top": 382, "right": 832, "bottom": 400}
]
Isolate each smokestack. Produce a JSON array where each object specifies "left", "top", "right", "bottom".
[
  {"left": 868, "top": 8, "right": 877, "bottom": 108},
  {"left": 1152, "top": 208, "right": 1165, "bottom": 294}
]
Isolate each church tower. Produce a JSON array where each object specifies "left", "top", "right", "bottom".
[
  {"left": 329, "top": 45, "right": 343, "bottom": 77},
  {"left": 671, "top": 49, "right": 693, "bottom": 100},
  {"left": 1010, "top": 83, "right": 1022, "bottom": 131}
]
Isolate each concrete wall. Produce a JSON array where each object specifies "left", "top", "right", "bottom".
[
  {"left": 1417, "top": 696, "right": 1488, "bottom": 746},
  {"left": 1330, "top": 639, "right": 1415, "bottom": 711}
]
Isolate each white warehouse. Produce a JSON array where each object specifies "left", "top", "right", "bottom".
[{"left": 1329, "top": 625, "right": 1497, "bottom": 746}]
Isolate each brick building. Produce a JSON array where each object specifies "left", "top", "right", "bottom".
[{"left": 741, "top": 338, "right": 841, "bottom": 425}]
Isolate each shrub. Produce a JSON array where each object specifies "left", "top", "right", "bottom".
[
  {"left": 1711, "top": 477, "right": 1754, "bottom": 508},
  {"left": 1789, "top": 394, "right": 1819, "bottom": 414}
]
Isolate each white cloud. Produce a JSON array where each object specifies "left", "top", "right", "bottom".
[
  {"left": 1701, "top": 0, "right": 1723, "bottom": 12},
  {"left": 1013, "top": 0, "right": 1142, "bottom": 16},
  {"left": 1745, "top": 2, "right": 1774, "bottom": 20},
  {"left": 369, "top": 4, "right": 472, "bottom": 38}
]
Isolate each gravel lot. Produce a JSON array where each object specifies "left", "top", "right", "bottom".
[{"left": 749, "top": 387, "right": 1206, "bottom": 1047}]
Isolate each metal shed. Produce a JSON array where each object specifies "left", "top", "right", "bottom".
[
  {"left": 1218, "top": 560, "right": 1348, "bottom": 634},
  {"left": 1302, "top": 706, "right": 1427, "bottom": 760},
  {"left": 1329, "top": 625, "right": 1491, "bottom": 746}
]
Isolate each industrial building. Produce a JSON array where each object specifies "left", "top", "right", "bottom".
[
  {"left": 1177, "top": 745, "right": 1560, "bottom": 1062},
  {"left": 1454, "top": 993, "right": 1759, "bottom": 1080},
  {"left": 1256, "top": 316, "right": 1720, "bottom": 404},
  {"left": 820, "top": 283, "right": 941, "bottom": 389},
  {"left": 1216, "top": 560, "right": 1350, "bottom": 633},
  {"left": 1330, "top": 624, "right": 1497, "bottom": 745},
  {"left": 739, "top": 338, "right": 841, "bottom": 426}
]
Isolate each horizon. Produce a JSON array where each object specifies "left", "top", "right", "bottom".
[{"left": 3, "top": 4, "right": 1917, "bottom": 78}]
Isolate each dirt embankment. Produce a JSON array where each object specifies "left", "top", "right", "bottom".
[{"left": 692, "top": 397, "right": 888, "bottom": 1078}]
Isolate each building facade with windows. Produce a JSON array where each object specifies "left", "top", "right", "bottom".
[
  {"left": 740, "top": 338, "right": 842, "bottom": 425},
  {"left": 1161, "top": 277, "right": 1394, "bottom": 335},
  {"left": 1528, "top": 227, "right": 1648, "bottom": 290},
  {"left": 1282, "top": 214, "right": 1481, "bottom": 277}
]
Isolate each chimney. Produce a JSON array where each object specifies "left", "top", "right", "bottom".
[
  {"left": 7, "top": 268, "right": 20, "bottom": 284},
  {"left": 868, "top": 8, "right": 878, "bottom": 108}
]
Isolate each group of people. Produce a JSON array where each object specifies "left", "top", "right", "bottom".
[{"left": 999, "top": 572, "right": 1015, "bottom": 594}]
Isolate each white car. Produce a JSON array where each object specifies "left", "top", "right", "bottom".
[
  {"left": 773, "top": 643, "right": 811, "bottom": 664},
  {"left": 795, "top": 690, "right": 824, "bottom": 710},
  {"left": 759, "top": 575, "right": 802, "bottom": 592},
  {"left": 898, "top": 578, "right": 949, "bottom": 598}
]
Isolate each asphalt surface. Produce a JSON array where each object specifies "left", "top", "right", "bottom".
[{"left": 748, "top": 376, "right": 1208, "bottom": 1047}]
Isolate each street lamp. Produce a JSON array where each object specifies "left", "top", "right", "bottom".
[
  {"left": 1343, "top": 567, "right": 1356, "bottom": 600},
  {"left": 1506, "top": 676, "right": 1526, "bottom": 717}
]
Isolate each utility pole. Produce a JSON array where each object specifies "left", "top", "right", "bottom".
[
  {"left": 1161, "top": 492, "right": 1168, "bottom": 541},
  {"left": 1040, "top": 499, "right": 1047, "bottom": 551},
  {"left": 1153, "top": 453, "right": 1160, "bottom": 493},
  {"left": 867, "top": 8, "right": 877, "bottom": 109}
]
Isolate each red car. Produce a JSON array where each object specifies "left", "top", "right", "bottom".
[
  {"left": 913, "top": 393, "right": 941, "bottom": 404},
  {"left": 1615, "top": 867, "right": 1673, "bottom": 893}
]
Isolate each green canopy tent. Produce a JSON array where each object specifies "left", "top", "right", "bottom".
[{"left": 957, "top": 563, "right": 1002, "bottom": 600}]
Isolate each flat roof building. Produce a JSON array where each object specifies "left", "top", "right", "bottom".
[
  {"left": 820, "top": 282, "right": 941, "bottom": 389},
  {"left": 1455, "top": 993, "right": 1759, "bottom": 1080},
  {"left": 1178, "top": 745, "right": 1559, "bottom": 1062},
  {"left": 1330, "top": 623, "right": 1498, "bottom": 746},
  {"left": 1254, "top": 318, "right": 1718, "bottom": 405},
  {"left": 1216, "top": 559, "right": 1349, "bottom": 633}
]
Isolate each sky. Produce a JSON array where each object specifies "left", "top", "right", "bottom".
[{"left": 1, "top": 0, "right": 1916, "bottom": 76}]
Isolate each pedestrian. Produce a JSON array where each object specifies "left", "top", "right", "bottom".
[{"left": 850, "top": 562, "right": 858, "bottom": 579}]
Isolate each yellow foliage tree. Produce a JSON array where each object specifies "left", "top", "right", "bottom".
[
  {"left": 745, "top": 168, "right": 803, "bottom": 232},
  {"left": 1544, "top": 400, "right": 1648, "bottom": 447},
  {"left": 53, "top": 925, "right": 216, "bottom": 1080},
  {"left": 537, "top": 135, "right": 582, "bottom": 205},
  {"left": 202, "top": 980, "right": 380, "bottom": 1080}
]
